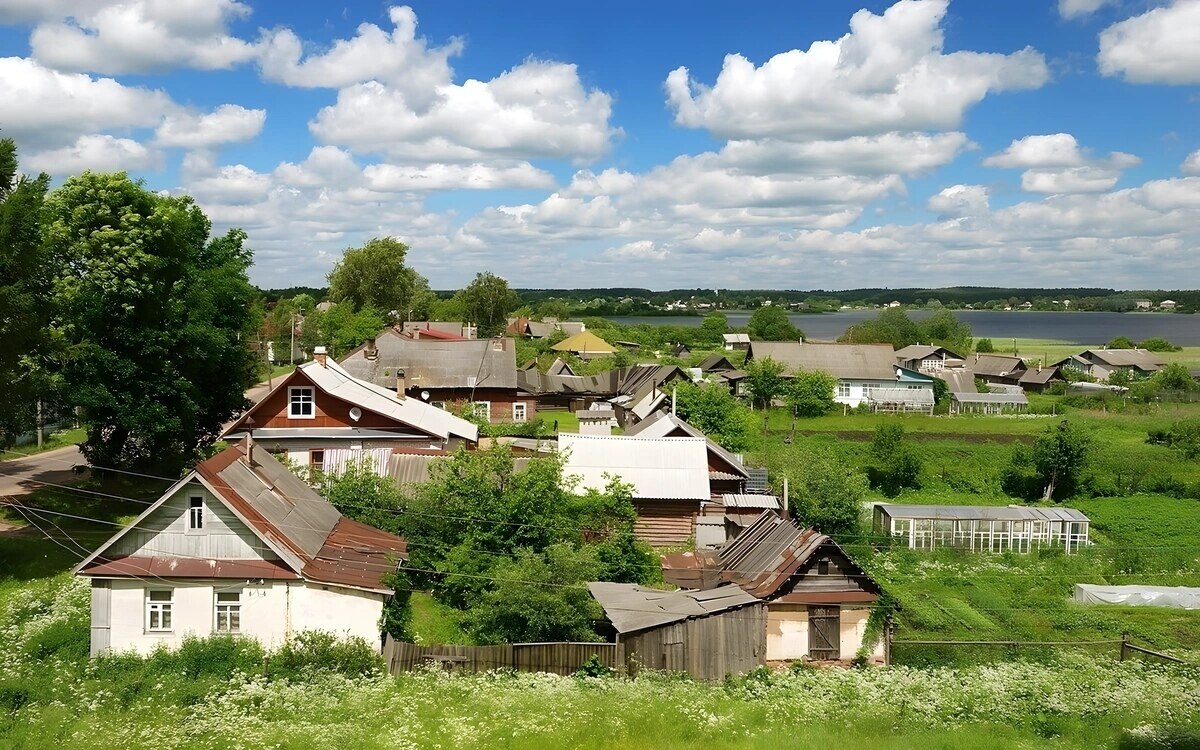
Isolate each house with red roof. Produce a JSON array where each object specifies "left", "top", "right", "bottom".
[{"left": 74, "top": 442, "right": 408, "bottom": 656}]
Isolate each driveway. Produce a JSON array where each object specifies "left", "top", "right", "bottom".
[{"left": 0, "top": 444, "right": 85, "bottom": 498}]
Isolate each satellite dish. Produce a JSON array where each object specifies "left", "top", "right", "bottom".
[
  {"left": 349, "top": 407, "right": 362, "bottom": 422},
  {"left": 420, "top": 391, "right": 431, "bottom": 401}
]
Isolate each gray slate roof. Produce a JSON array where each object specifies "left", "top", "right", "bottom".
[
  {"left": 934, "top": 369, "right": 978, "bottom": 395},
  {"left": 894, "top": 344, "right": 963, "bottom": 362},
  {"left": 588, "top": 582, "right": 759, "bottom": 634},
  {"left": 748, "top": 342, "right": 898, "bottom": 380},
  {"left": 971, "top": 354, "right": 1027, "bottom": 378},
  {"left": 340, "top": 329, "right": 518, "bottom": 390},
  {"left": 1080, "top": 349, "right": 1166, "bottom": 370}
]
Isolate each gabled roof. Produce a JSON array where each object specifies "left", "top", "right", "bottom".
[
  {"left": 400, "top": 321, "right": 472, "bottom": 338},
  {"left": 341, "top": 328, "right": 518, "bottom": 390},
  {"left": 552, "top": 330, "right": 616, "bottom": 354},
  {"left": 226, "top": 359, "right": 477, "bottom": 443},
  {"left": 894, "top": 344, "right": 964, "bottom": 362},
  {"left": 747, "top": 341, "right": 899, "bottom": 380},
  {"left": 558, "top": 433, "right": 710, "bottom": 501},
  {"left": 876, "top": 503, "right": 1088, "bottom": 522},
  {"left": 547, "top": 358, "right": 576, "bottom": 376},
  {"left": 1019, "top": 367, "right": 1061, "bottom": 385},
  {"left": 76, "top": 445, "right": 408, "bottom": 593},
  {"left": 971, "top": 354, "right": 1028, "bottom": 378},
  {"left": 588, "top": 582, "right": 759, "bottom": 634},
  {"left": 624, "top": 411, "right": 747, "bottom": 478},
  {"left": 723, "top": 333, "right": 750, "bottom": 344},
  {"left": 1079, "top": 348, "right": 1166, "bottom": 370},
  {"left": 697, "top": 354, "right": 735, "bottom": 372},
  {"left": 527, "top": 320, "right": 585, "bottom": 339},
  {"left": 934, "top": 368, "right": 977, "bottom": 395}
]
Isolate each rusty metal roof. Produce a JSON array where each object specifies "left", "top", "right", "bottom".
[{"left": 588, "top": 581, "right": 759, "bottom": 634}]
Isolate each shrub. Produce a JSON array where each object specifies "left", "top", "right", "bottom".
[
  {"left": 975, "top": 338, "right": 995, "bottom": 353},
  {"left": 1107, "top": 335, "right": 1136, "bottom": 349},
  {"left": 868, "top": 424, "right": 922, "bottom": 498},
  {"left": 268, "top": 631, "right": 383, "bottom": 679},
  {"left": 1138, "top": 337, "right": 1181, "bottom": 352},
  {"left": 786, "top": 369, "right": 837, "bottom": 417},
  {"left": 174, "top": 634, "right": 266, "bottom": 679},
  {"left": 1119, "top": 725, "right": 1200, "bottom": 750},
  {"left": 787, "top": 454, "right": 870, "bottom": 537},
  {"left": 575, "top": 653, "right": 615, "bottom": 678}
]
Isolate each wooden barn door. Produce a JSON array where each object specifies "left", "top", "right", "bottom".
[{"left": 808, "top": 606, "right": 840, "bottom": 660}]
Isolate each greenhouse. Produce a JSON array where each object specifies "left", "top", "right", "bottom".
[{"left": 873, "top": 504, "right": 1090, "bottom": 554}]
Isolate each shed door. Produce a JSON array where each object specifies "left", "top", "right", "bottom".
[{"left": 808, "top": 606, "right": 840, "bottom": 660}]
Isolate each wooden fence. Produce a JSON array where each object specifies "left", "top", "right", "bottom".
[
  {"left": 892, "top": 635, "right": 1190, "bottom": 665},
  {"left": 383, "top": 637, "right": 624, "bottom": 676}
]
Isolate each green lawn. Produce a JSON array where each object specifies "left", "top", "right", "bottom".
[
  {"left": 409, "top": 592, "right": 471, "bottom": 644},
  {"left": 539, "top": 408, "right": 581, "bottom": 434},
  {"left": 0, "top": 427, "right": 86, "bottom": 461}
]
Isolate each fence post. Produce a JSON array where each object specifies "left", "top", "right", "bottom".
[{"left": 1120, "top": 632, "right": 1130, "bottom": 661}]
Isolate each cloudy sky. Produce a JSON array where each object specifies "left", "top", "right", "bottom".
[{"left": 1, "top": 0, "right": 1198, "bottom": 290}]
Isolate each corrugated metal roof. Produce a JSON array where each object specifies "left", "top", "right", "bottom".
[
  {"left": 894, "top": 344, "right": 963, "bottom": 361},
  {"left": 624, "top": 412, "right": 748, "bottom": 479},
  {"left": 588, "top": 581, "right": 759, "bottom": 634},
  {"left": 340, "top": 329, "right": 518, "bottom": 389},
  {"left": 558, "top": 433, "right": 710, "bottom": 500},
  {"left": 935, "top": 368, "right": 977, "bottom": 395},
  {"left": 721, "top": 494, "right": 780, "bottom": 509},
  {"left": 577, "top": 409, "right": 615, "bottom": 419},
  {"left": 748, "top": 342, "right": 898, "bottom": 380},
  {"left": 387, "top": 453, "right": 444, "bottom": 485},
  {"left": 1019, "top": 368, "right": 1060, "bottom": 385},
  {"left": 877, "top": 503, "right": 1089, "bottom": 522},
  {"left": 294, "top": 359, "right": 478, "bottom": 442}
]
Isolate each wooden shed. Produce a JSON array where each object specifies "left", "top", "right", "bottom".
[{"left": 588, "top": 582, "right": 766, "bottom": 680}]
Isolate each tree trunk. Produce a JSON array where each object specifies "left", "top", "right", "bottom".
[
  {"left": 1042, "top": 472, "right": 1057, "bottom": 501},
  {"left": 35, "top": 399, "right": 44, "bottom": 449}
]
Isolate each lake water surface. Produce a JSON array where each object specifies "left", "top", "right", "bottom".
[{"left": 606, "top": 310, "right": 1200, "bottom": 346}]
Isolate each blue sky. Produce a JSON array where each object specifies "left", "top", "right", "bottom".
[{"left": 0, "top": 0, "right": 1197, "bottom": 290}]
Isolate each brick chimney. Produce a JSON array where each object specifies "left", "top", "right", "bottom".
[
  {"left": 314, "top": 345, "right": 328, "bottom": 367},
  {"left": 395, "top": 368, "right": 407, "bottom": 400},
  {"left": 365, "top": 338, "right": 377, "bottom": 360}
]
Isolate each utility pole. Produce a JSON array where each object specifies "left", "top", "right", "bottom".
[{"left": 291, "top": 308, "right": 303, "bottom": 366}]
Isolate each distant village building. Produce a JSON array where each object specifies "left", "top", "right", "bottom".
[
  {"left": 745, "top": 342, "right": 935, "bottom": 409},
  {"left": 894, "top": 344, "right": 964, "bottom": 373},
  {"left": 723, "top": 333, "right": 751, "bottom": 352},
  {"left": 551, "top": 330, "right": 617, "bottom": 359},
  {"left": 76, "top": 444, "right": 408, "bottom": 656},
  {"left": 1134, "top": 299, "right": 1152, "bottom": 310},
  {"left": 1159, "top": 299, "right": 1177, "bottom": 310},
  {"left": 1053, "top": 349, "right": 1166, "bottom": 381}
]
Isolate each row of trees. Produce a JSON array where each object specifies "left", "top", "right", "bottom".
[
  {"left": 839, "top": 308, "right": 974, "bottom": 354},
  {"left": 0, "top": 141, "right": 259, "bottom": 472}
]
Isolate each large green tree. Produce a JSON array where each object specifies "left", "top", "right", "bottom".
[
  {"left": 785, "top": 369, "right": 836, "bottom": 417},
  {"left": 1031, "top": 420, "right": 1093, "bottom": 501},
  {"left": 459, "top": 272, "right": 520, "bottom": 337},
  {"left": 673, "top": 381, "right": 752, "bottom": 452},
  {"left": 45, "top": 172, "right": 258, "bottom": 473},
  {"left": 327, "top": 237, "right": 431, "bottom": 319},
  {"left": 742, "top": 356, "right": 788, "bottom": 410},
  {"left": 0, "top": 139, "right": 51, "bottom": 446},
  {"left": 787, "top": 454, "right": 870, "bottom": 538},
  {"left": 746, "top": 305, "right": 802, "bottom": 341}
]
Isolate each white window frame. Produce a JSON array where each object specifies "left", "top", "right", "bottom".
[
  {"left": 288, "top": 386, "right": 316, "bottom": 419},
  {"left": 837, "top": 381, "right": 851, "bottom": 399},
  {"left": 187, "top": 496, "right": 204, "bottom": 531},
  {"left": 472, "top": 401, "right": 491, "bottom": 422},
  {"left": 146, "top": 589, "right": 173, "bottom": 633},
  {"left": 512, "top": 402, "right": 527, "bottom": 423},
  {"left": 214, "top": 591, "right": 242, "bottom": 634}
]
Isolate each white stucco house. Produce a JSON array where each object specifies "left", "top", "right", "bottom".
[{"left": 74, "top": 442, "right": 408, "bottom": 656}]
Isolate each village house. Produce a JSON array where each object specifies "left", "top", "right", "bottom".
[
  {"left": 558, "top": 433, "right": 710, "bottom": 546},
  {"left": 1053, "top": 348, "right": 1166, "bottom": 381},
  {"left": 745, "top": 341, "right": 935, "bottom": 410},
  {"left": 1160, "top": 300, "right": 1177, "bottom": 310},
  {"left": 893, "top": 344, "right": 964, "bottom": 373},
  {"left": 970, "top": 353, "right": 1028, "bottom": 388},
  {"left": 662, "top": 511, "right": 884, "bottom": 663},
  {"left": 518, "top": 363, "right": 690, "bottom": 426},
  {"left": 399, "top": 321, "right": 476, "bottom": 340},
  {"left": 1134, "top": 299, "right": 1152, "bottom": 310},
  {"left": 221, "top": 351, "right": 477, "bottom": 475},
  {"left": 873, "top": 504, "right": 1090, "bottom": 553},
  {"left": 338, "top": 329, "right": 534, "bottom": 423},
  {"left": 588, "top": 582, "right": 765, "bottom": 680},
  {"left": 723, "top": 333, "right": 751, "bottom": 351},
  {"left": 75, "top": 443, "right": 409, "bottom": 656}
]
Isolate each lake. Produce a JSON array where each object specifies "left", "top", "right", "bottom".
[{"left": 606, "top": 310, "right": 1200, "bottom": 346}]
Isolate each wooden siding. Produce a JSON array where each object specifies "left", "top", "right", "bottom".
[
  {"left": 417, "top": 387, "right": 536, "bottom": 423},
  {"left": 619, "top": 603, "right": 766, "bottom": 680},
  {"left": 251, "top": 371, "right": 407, "bottom": 430},
  {"left": 633, "top": 500, "right": 699, "bottom": 547},
  {"left": 781, "top": 542, "right": 879, "bottom": 597},
  {"left": 110, "top": 484, "right": 278, "bottom": 561},
  {"left": 383, "top": 639, "right": 620, "bottom": 676}
]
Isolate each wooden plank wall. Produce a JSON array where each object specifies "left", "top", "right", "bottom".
[
  {"left": 620, "top": 603, "right": 766, "bottom": 681},
  {"left": 383, "top": 638, "right": 622, "bottom": 677}
]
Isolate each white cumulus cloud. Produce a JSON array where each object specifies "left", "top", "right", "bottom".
[
  {"left": 155, "top": 104, "right": 266, "bottom": 148},
  {"left": 985, "top": 134, "right": 1140, "bottom": 194},
  {"left": 29, "top": 0, "right": 256, "bottom": 74},
  {"left": 24, "top": 134, "right": 160, "bottom": 174},
  {"left": 928, "top": 184, "right": 990, "bottom": 217},
  {"left": 363, "top": 162, "right": 554, "bottom": 192},
  {"left": 1182, "top": 150, "right": 1200, "bottom": 175},
  {"left": 1058, "top": 0, "right": 1117, "bottom": 20},
  {"left": 1098, "top": 0, "right": 1200, "bottom": 84},
  {"left": 665, "top": 0, "right": 1047, "bottom": 141}
]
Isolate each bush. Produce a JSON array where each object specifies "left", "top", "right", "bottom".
[
  {"left": 975, "top": 338, "right": 994, "bottom": 353},
  {"left": 1107, "top": 335, "right": 1136, "bottom": 349},
  {"left": 268, "top": 631, "right": 383, "bottom": 679},
  {"left": 173, "top": 634, "right": 267, "bottom": 679},
  {"left": 575, "top": 653, "right": 615, "bottom": 678},
  {"left": 868, "top": 424, "right": 922, "bottom": 498},
  {"left": 1119, "top": 725, "right": 1200, "bottom": 750},
  {"left": 1138, "top": 337, "right": 1181, "bottom": 352}
]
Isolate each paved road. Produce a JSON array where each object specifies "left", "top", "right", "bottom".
[{"left": 0, "top": 444, "right": 85, "bottom": 498}]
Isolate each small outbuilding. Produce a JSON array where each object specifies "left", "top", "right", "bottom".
[
  {"left": 950, "top": 390, "right": 1028, "bottom": 414},
  {"left": 874, "top": 503, "right": 1090, "bottom": 553},
  {"left": 588, "top": 582, "right": 766, "bottom": 680}
]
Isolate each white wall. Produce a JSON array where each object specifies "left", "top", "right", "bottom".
[
  {"left": 96, "top": 578, "right": 386, "bottom": 656},
  {"left": 765, "top": 604, "right": 882, "bottom": 662}
]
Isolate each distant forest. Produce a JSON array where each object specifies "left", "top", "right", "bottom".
[{"left": 259, "top": 285, "right": 1198, "bottom": 315}]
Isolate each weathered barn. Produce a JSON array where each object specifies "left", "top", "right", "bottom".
[{"left": 588, "top": 582, "right": 765, "bottom": 680}]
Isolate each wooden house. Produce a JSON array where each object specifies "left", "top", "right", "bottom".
[
  {"left": 222, "top": 351, "right": 477, "bottom": 475},
  {"left": 662, "top": 512, "right": 883, "bottom": 663},
  {"left": 588, "top": 582, "right": 765, "bottom": 680},
  {"left": 746, "top": 341, "right": 935, "bottom": 408},
  {"left": 1053, "top": 349, "right": 1166, "bottom": 381},
  {"left": 339, "top": 329, "right": 534, "bottom": 423},
  {"left": 75, "top": 443, "right": 408, "bottom": 656}
]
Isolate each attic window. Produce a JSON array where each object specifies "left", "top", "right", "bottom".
[
  {"left": 188, "top": 497, "right": 203, "bottom": 530},
  {"left": 817, "top": 559, "right": 830, "bottom": 576},
  {"left": 289, "top": 387, "right": 315, "bottom": 418}
]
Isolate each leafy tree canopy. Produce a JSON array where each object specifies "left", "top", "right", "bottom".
[
  {"left": 786, "top": 454, "right": 869, "bottom": 538},
  {"left": 1106, "top": 335, "right": 1136, "bottom": 349},
  {"left": 742, "top": 356, "right": 788, "bottom": 410},
  {"left": 327, "top": 237, "right": 432, "bottom": 319},
  {"left": 786, "top": 369, "right": 836, "bottom": 418},
  {"left": 460, "top": 271, "right": 520, "bottom": 338},
  {"left": 673, "top": 381, "right": 753, "bottom": 452},
  {"left": 44, "top": 171, "right": 258, "bottom": 472},
  {"left": 747, "top": 305, "right": 802, "bottom": 341},
  {"left": 1030, "top": 420, "right": 1093, "bottom": 501}
]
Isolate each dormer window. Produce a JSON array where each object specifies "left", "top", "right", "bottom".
[{"left": 288, "top": 386, "right": 315, "bottom": 418}]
